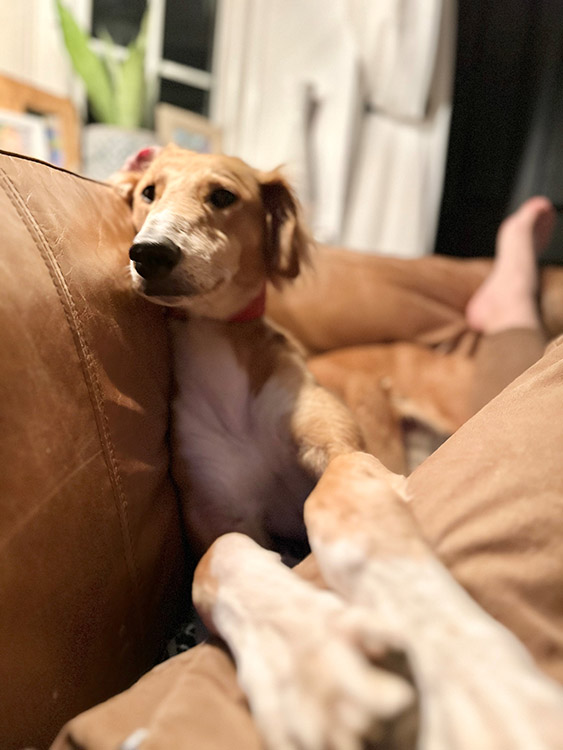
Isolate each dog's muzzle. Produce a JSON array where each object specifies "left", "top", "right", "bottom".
[{"left": 129, "top": 239, "right": 182, "bottom": 280}]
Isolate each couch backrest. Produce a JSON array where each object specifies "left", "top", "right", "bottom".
[{"left": 0, "top": 152, "right": 187, "bottom": 748}]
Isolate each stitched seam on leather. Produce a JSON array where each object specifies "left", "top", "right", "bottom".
[{"left": 0, "top": 168, "right": 145, "bottom": 643}]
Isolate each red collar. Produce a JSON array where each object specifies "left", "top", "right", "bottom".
[{"left": 228, "top": 286, "right": 267, "bottom": 323}]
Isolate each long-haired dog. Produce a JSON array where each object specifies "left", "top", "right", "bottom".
[
  {"left": 111, "top": 144, "right": 363, "bottom": 560},
  {"left": 111, "top": 146, "right": 563, "bottom": 749}
]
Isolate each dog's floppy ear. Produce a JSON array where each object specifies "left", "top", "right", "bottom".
[
  {"left": 259, "top": 170, "right": 312, "bottom": 283},
  {"left": 108, "top": 145, "right": 162, "bottom": 204}
]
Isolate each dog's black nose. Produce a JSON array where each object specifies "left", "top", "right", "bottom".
[{"left": 129, "top": 240, "right": 182, "bottom": 280}]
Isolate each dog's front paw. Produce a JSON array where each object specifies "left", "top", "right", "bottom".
[{"left": 193, "top": 533, "right": 416, "bottom": 750}]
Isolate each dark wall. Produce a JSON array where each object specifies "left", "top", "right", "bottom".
[{"left": 435, "top": 0, "right": 563, "bottom": 262}]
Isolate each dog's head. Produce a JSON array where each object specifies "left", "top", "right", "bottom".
[{"left": 110, "top": 144, "right": 312, "bottom": 319}]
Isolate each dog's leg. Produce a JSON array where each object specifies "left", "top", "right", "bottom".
[
  {"left": 289, "top": 381, "right": 365, "bottom": 477},
  {"left": 193, "top": 533, "right": 418, "bottom": 750},
  {"left": 306, "top": 452, "right": 563, "bottom": 750},
  {"left": 288, "top": 378, "right": 407, "bottom": 488}
]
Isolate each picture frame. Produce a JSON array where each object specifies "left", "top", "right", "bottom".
[
  {"left": 0, "top": 109, "right": 51, "bottom": 162},
  {"left": 155, "top": 103, "right": 222, "bottom": 154},
  {"left": 0, "top": 74, "right": 80, "bottom": 171}
]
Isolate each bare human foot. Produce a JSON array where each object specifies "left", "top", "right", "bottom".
[{"left": 465, "top": 197, "right": 556, "bottom": 334}]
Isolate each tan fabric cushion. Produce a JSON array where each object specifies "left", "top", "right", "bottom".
[
  {"left": 409, "top": 334, "right": 563, "bottom": 684},
  {"left": 51, "top": 644, "right": 262, "bottom": 750},
  {"left": 0, "top": 153, "right": 187, "bottom": 748},
  {"left": 52, "top": 334, "right": 563, "bottom": 748}
]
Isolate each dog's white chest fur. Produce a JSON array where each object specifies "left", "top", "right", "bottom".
[{"left": 170, "top": 318, "right": 313, "bottom": 548}]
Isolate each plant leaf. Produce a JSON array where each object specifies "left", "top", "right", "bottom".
[
  {"left": 55, "top": 0, "right": 116, "bottom": 124},
  {"left": 98, "top": 27, "right": 120, "bottom": 95},
  {"left": 114, "top": 8, "right": 148, "bottom": 129}
]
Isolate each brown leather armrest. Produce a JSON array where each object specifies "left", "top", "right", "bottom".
[{"left": 0, "top": 153, "right": 187, "bottom": 748}]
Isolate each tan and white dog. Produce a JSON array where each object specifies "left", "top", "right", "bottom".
[
  {"left": 112, "top": 145, "right": 563, "bottom": 749},
  {"left": 112, "top": 144, "right": 364, "bottom": 560}
]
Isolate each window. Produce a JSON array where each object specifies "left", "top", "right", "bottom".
[
  {"left": 88, "top": 0, "right": 217, "bottom": 119},
  {"left": 163, "top": 0, "right": 215, "bottom": 72},
  {"left": 92, "top": 0, "right": 146, "bottom": 46}
]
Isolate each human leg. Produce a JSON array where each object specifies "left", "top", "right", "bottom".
[
  {"left": 466, "top": 197, "right": 555, "bottom": 334},
  {"left": 266, "top": 247, "right": 491, "bottom": 353},
  {"left": 466, "top": 197, "right": 555, "bottom": 412}
]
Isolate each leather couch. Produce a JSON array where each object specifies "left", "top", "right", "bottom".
[{"left": 0, "top": 151, "right": 188, "bottom": 748}]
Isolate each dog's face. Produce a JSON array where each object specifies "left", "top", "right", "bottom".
[{"left": 110, "top": 144, "right": 311, "bottom": 319}]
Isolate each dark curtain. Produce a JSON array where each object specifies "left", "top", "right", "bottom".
[{"left": 435, "top": 0, "right": 563, "bottom": 262}]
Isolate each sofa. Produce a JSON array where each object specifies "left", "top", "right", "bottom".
[
  {"left": 0, "top": 151, "right": 188, "bottom": 748},
  {"left": 2, "top": 150, "right": 563, "bottom": 749}
]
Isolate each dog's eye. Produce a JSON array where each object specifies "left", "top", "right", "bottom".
[
  {"left": 209, "top": 188, "right": 238, "bottom": 209},
  {"left": 141, "top": 185, "right": 155, "bottom": 203}
]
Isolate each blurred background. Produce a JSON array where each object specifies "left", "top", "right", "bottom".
[{"left": 0, "top": 0, "right": 562, "bottom": 261}]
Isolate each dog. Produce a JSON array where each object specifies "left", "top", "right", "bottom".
[
  {"left": 112, "top": 146, "right": 563, "bottom": 748},
  {"left": 111, "top": 143, "right": 364, "bottom": 560}
]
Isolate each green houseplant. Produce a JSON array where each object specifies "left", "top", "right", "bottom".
[
  {"left": 55, "top": 0, "right": 148, "bottom": 129},
  {"left": 55, "top": 1, "right": 158, "bottom": 179}
]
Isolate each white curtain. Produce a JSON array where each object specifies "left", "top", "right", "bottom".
[
  {"left": 0, "top": 0, "right": 79, "bottom": 99},
  {"left": 213, "top": 0, "right": 360, "bottom": 245},
  {"left": 213, "top": 0, "right": 457, "bottom": 258}
]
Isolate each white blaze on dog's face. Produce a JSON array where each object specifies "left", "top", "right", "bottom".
[{"left": 111, "top": 144, "right": 311, "bottom": 319}]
